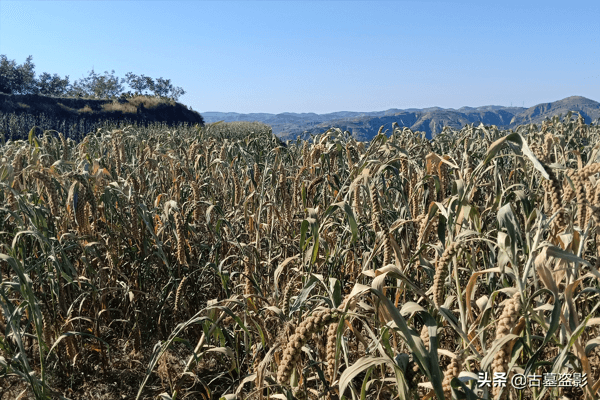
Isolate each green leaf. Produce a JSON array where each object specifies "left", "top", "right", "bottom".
[
  {"left": 289, "top": 276, "right": 318, "bottom": 314},
  {"left": 338, "top": 356, "right": 390, "bottom": 397},
  {"left": 483, "top": 132, "right": 522, "bottom": 165},
  {"left": 322, "top": 201, "right": 358, "bottom": 244},
  {"left": 370, "top": 288, "right": 445, "bottom": 400},
  {"left": 300, "top": 219, "right": 309, "bottom": 251},
  {"left": 329, "top": 277, "right": 343, "bottom": 309},
  {"left": 28, "top": 127, "right": 37, "bottom": 145},
  {"left": 524, "top": 288, "right": 561, "bottom": 376},
  {"left": 481, "top": 334, "right": 519, "bottom": 371},
  {"left": 546, "top": 246, "right": 591, "bottom": 266},
  {"left": 482, "top": 132, "right": 549, "bottom": 179},
  {"left": 310, "top": 238, "right": 320, "bottom": 265},
  {"left": 451, "top": 375, "right": 480, "bottom": 400}
]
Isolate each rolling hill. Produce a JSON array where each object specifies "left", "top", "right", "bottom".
[{"left": 203, "top": 96, "right": 600, "bottom": 141}]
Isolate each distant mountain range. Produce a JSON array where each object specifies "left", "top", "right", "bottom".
[{"left": 202, "top": 96, "right": 600, "bottom": 141}]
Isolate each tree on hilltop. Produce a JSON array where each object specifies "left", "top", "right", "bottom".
[
  {"left": 36, "top": 72, "right": 70, "bottom": 96},
  {"left": 125, "top": 72, "right": 185, "bottom": 101},
  {"left": 1, "top": 54, "right": 187, "bottom": 102},
  {"left": 0, "top": 55, "right": 37, "bottom": 94},
  {"left": 69, "top": 69, "right": 124, "bottom": 99}
]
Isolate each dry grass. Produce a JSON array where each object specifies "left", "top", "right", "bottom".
[
  {"left": 77, "top": 104, "right": 94, "bottom": 113},
  {"left": 56, "top": 102, "right": 76, "bottom": 112},
  {"left": 101, "top": 101, "right": 137, "bottom": 113},
  {"left": 127, "top": 95, "right": 174, "bottom": 109},
  {"left": 99, "top": 96, "right": 173, "bottom": 113}
]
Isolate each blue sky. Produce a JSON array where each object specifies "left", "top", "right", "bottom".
[{"left": 1, "top": 1, "right": 598, "bottom": 114}]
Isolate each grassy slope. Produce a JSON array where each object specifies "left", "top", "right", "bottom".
[{"left": 0, "top": 92, "right": 205, "bottom": 126}]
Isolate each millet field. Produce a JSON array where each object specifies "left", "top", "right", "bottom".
[{"left": 1, "top": 114, "right": 600, "bottom": 400}]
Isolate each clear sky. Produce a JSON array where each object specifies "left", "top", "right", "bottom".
[{"left": 1, "top": 1, "right": 599, "bottom": 114}]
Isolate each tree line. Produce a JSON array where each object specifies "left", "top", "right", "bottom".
[{"left": 0, "top": 55, "right": 186, "bottom": 101}]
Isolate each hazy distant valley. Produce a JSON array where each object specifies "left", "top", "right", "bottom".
[{"left": 203, "top": 95, "right": 600, "bottom": 141}]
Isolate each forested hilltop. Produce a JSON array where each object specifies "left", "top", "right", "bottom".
[
  {"left": 0, "top": 92, "right": 204, "bottom": 141},
  {"left": 0, "top": 55, "right": 204, "bottom": 140}
]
